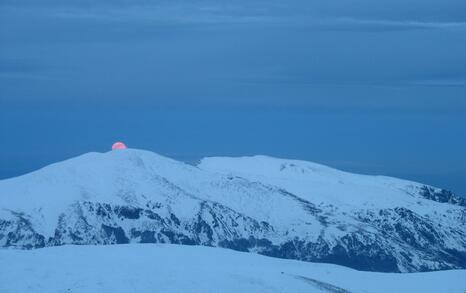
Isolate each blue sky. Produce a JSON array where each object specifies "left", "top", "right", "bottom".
[{"left": 1, "top": 0, "right": 466, "bottom": 195}]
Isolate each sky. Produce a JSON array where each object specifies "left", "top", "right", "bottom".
[{"left": 1, "top": 0, "right": 466, "bottom": 196}]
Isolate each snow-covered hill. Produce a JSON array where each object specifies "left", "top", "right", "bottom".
[
  {"left": 1, "top": 244, "right": 465, "bottom": 293},
  {"left": 0, "top": 149, "right": 465, "bottom": 272}
]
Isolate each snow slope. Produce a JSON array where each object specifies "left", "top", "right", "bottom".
[
  {"left": 0, "top": 149, "right": 465, "bottom": 272},
  {"left": 199, "top": 155, "right": 463, "bottom": 210},
  {"left": 0, "top": 244, "right": 465, "bottom": 293}
]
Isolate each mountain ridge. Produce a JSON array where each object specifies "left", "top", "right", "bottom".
[{"left": 0, "top": 148, "right": 465, "bottom": 272}]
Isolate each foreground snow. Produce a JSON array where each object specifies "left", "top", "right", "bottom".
[{"left": 0, "top": 244, "right": 464, "bottom": 293}]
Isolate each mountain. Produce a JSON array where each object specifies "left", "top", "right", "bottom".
[
  {"left": 1, "top": 243, "right": 465, "bottom": 293},
  {"left": 0, "top": 149, "right": 465, "bottom": 272}
]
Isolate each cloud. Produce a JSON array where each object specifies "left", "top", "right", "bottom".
[
  {"left": 319, "top": 18, "right": 466, "bottom": 32},
  {"left": 46, "top": 7, "right": 466, "bottom": 31}
]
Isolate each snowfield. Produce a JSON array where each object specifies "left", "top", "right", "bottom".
[{"left": 0, "top": 243, "right": 465, "bottom": 293}]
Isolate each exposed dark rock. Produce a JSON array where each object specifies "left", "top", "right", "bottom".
[
  {"left": 419, "top": 186, "right": 466, "bottom": 207},
  {"left": 1, "top": 199, "right": 465, "bottom": 273}
]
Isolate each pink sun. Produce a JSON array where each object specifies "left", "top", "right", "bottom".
[{"left": 112, "top": 142, "right": 127, "bottom": 150}]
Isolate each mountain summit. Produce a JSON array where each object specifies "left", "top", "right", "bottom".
[{"left": 0, "top": 149, "right": 465, "bottom": 272}]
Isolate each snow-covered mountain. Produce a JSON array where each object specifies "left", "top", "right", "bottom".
[
  {"left": 1, "top": 244, "right": 465, "bottom": 293},
  {"left": 0, "top": 149, "right": 465, "bottom": 272}
]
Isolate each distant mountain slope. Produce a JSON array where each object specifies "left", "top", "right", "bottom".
[
  {"left": 1, "top": 244, "right": 465, "bottom": 293},
  {"left": 0, "top": 149, "right": 465, "bottom": 272}
]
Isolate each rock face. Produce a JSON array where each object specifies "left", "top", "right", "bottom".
[{"left": 0, "top": 149, "right": 465, "bottom": 272}]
